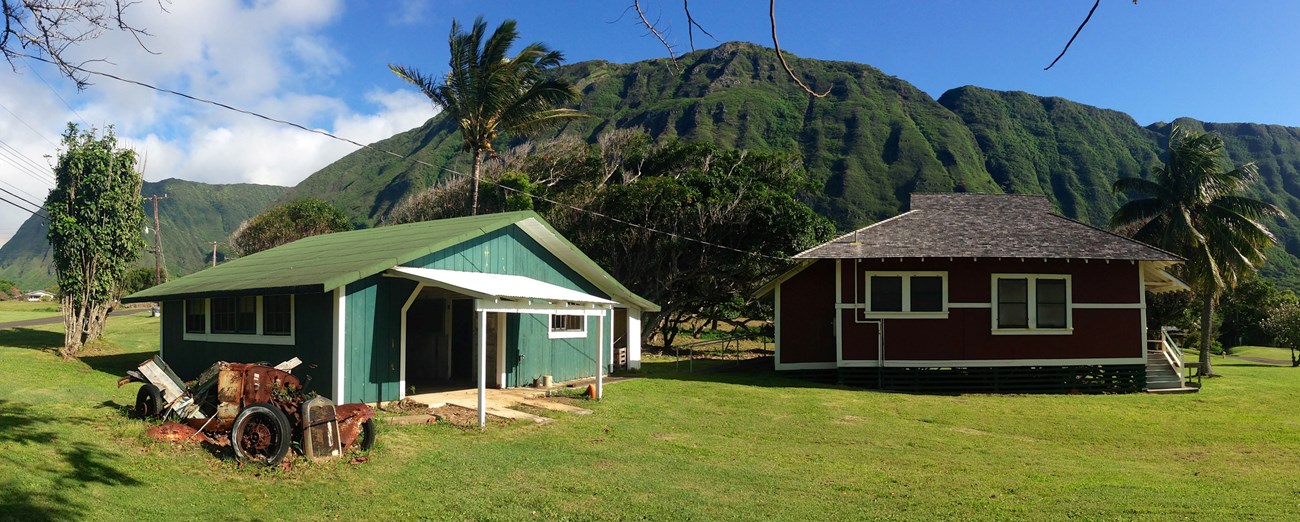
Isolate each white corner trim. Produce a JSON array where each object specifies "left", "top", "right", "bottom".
[
  {"left": 398, "top": 282, "right": 425, "bottom": 401},
  {"left": 334, "top": 286, "right": 346, "bottom": 405}
]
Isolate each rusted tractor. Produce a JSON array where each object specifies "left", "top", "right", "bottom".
[{"left": 122, "top": 356, "right": 375, "bottom": 465}]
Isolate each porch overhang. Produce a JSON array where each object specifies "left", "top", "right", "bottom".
[
  {"left": 385, "top": 266, "right": 617, "bottom": 313},
  {"left": 1142, "top": 261, "right": 1190, "bottom": 294}
]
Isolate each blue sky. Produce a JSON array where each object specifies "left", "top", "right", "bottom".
[{"left": 0, "top": 0, "right": 1297, "bottom": 244}]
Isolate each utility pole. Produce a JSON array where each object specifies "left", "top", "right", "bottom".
[
  {"left": 147, "top": 194, "right": 170, "bottom": 285},
  {"left": 210, "top": 241, "right": 219, "bottom": 268}
]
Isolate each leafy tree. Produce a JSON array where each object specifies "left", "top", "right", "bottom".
[
  {"left": 1218, "top": 277, "right": 1295, "bottom": 348},
  {"left": 1112, "top": 126, "right": 1283, "bottom": 377},
  {"left": 390, "top": 134, "right": 835, "bottom": 347},
  {"left": 45, "top": 124, "right": 144, "bottom": 359},
  {"left": 389, "top": 17, "right": 587, "bottom": 216},
  {"left": 228, "top": 198, "right": 353, "bottom": 257},
  {"left": 120, "top": 266, "right": 164, "bottom": 297},
  {"left": 1262, "top": 301, "right": 1300, "bottom": 367}
]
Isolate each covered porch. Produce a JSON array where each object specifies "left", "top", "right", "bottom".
[{"left": 387, "top": 267, "right": 616, "bottom": 427}]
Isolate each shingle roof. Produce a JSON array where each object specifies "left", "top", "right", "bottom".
[
  {"left": 796, "top": 193, "right": 1181, "bottom": 261},
  {"left": 122, "top": 211, "right": 658, "bottom": 311}
]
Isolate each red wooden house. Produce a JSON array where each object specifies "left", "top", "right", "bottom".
[{"left": 759, "top": 193, "right": 1189, "bottom": 392}]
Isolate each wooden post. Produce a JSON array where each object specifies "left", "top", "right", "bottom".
[
  {"left": 596, "top": 309, "right": 604, "bottom": 400},
  {"left": 477, "top": 307, "right": 487, "bottom": 428}
]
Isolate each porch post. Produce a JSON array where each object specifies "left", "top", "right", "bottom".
[
  {"left": 596, "top": 308, "right": 605, "bottom": 400},
  {"left": 477, "top": 306, "right": 487, "bottom": 428}
]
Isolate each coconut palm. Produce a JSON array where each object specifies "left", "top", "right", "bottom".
[
  {"left": 1111, "top": 126, "right": 1283, "bottom": 377},
  {"left": 390, "top": 17, "right": 586, "bottom": 215}
]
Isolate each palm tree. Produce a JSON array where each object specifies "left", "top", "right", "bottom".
[
  {"left": 390, "top": 17, "right": 586, "bottom": 215},
  {"left": 1111, "top": 126, "right": 1283, "bottom": 377}
]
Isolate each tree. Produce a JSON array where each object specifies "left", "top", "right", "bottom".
[
  {"left": 389, "top": 133, "right": 835, "bottom": 347},
  {"left": 389, "top": 17, "right": 587, "bottom": 216},
  {"left": 1262, "top": 301, "right": 1300, "bottom": 367},
  {"left": 120, "top": 266, "right": 164, "bottom": 297},
  {"left": 45, "top": 124, "right": 144, "bottom": 359},
  {"left": 1219, "top": 277, "right": 1295, "bottom": 348},
  {"left": 1111, "top": 126, "right": 1283, "bottom": 377},
  {"left": 1, "top": 0, "right": 159, "bottom": 88},
  {"left": 228, "top": 198, "right": 353, "bottom": 257}
]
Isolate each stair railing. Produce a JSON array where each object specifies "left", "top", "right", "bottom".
[{"left": 1159, "top": 328, "right": 1189, "bottom": 383}]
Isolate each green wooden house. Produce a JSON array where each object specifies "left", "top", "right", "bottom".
[{"left": 123, "top": 211, "right": 658, "bottom": 405}]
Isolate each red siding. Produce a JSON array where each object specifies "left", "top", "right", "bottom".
[
  {"left": 777, "top": 261, "right": 836, "bottom": 364},
  {"left": 778, "top": 257, "right": 1145, "bottom": 366}
]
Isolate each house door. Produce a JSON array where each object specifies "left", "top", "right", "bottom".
[
  {"left": 450, "top": 299, "right": 475, "bottom": 384},
  {"left": 485, "top": 312, "right": 505, "bottom": 388}
]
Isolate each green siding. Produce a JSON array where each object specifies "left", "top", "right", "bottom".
[
  {"left": 158, "top": 292, "right": 334, "bottom": 396},
  {"left": 413, "top": 225, "right": 614, "bottom": 386},
  {"left": 343, "top": 275, "right": 417, "bottom": 404}
]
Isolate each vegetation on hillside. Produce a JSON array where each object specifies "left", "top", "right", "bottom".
[
  {"left": 389, "top": 132, "right": 834, "bottom": 345},
  {"left": 227, "top": 198, "right": 353, "bottom": 257}
]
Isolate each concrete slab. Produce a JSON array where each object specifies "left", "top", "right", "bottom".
[
  {"left": 517, "top": 400, "right": 593, "bottom": 415},
  {"left": 443, "top": 399, "right": 553, "bottom": 425}
]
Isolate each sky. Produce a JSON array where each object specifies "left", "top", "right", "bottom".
[{"left": 1, "top": 0, "right": 1298, "bottom": 246}]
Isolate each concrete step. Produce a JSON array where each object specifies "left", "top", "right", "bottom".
[
  {"left": 1145, "top": 386, "right": 1200, "bottom": 394},
  {"left": 517, "top": 399, "right": 593, "bottom": 415}
]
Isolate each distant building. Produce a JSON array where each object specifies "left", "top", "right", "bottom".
[
  {"left": 759, "top": 193, "right": 1189, "bottom": 393},
  {"left": 23, "top": 290, "right": 55, "bottom": 302}
]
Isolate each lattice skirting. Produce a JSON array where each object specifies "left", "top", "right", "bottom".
[{"left": 829, "top": 364, "right": 1146, "bottom": 394}]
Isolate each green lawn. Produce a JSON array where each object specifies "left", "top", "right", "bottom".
[
  {"left": 1229, "top": 345, "right": 1296, "bottom": 364},
  {"left": 3, "top": 318, "right": 1300, "bottom": 520},
  {"left": 0, "top": 301, "right": 62, "bottom": 324}
]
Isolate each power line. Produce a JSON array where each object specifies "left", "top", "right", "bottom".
[
  {"left": 23, "top": 58, "right": 92, "bottom": 128},
  {"left": 26, "top": 56, "right": 785, "bottom": 261},
  {"left": 0, "top": 99, "right": 60, "bottom": 148},
  {"left": 0, "top": 140, "right": 56, "bottom": 186},
  {"left": 0, "top": 183, "right": 45, "bottom": 214}
]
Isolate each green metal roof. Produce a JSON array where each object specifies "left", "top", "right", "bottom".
[{"left": 123, "top": 211, "right": 658, "bottom": 311}]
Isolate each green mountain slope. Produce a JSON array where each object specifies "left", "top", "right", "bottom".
[
  {"left": 0, "top": 179, "right": 288, "bottom": 289},
  {"left": 283, "top": 42, "right": 1001, "bottom": 228}
]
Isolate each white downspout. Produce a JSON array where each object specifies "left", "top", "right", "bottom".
[
  {"left": 596, "top": 309, "right": 605, "bottom": 400},
  {"left": 477, "top": 305, "right": 487, "bottom": 429}
]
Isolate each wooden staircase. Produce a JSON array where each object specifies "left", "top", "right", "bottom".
[{"left": 1145, "top": 329, "right": 1199, "bottom": 394}]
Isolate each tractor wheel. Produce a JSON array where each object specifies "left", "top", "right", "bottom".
[
  {"left": 355, "top": 419, "right": 376, "bottom": 452},
  {"left": 134, "top": 384, "right": 163, "bottom": 418},
  {"left": 231, "top": 403, "right": 291, "bottom": 465}
]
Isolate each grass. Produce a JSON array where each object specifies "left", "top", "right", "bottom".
[
  {"left": 0, "top": 300, "right": 61, "bottom": 323},
  {"left": 1229, "top": 345, "right": 1296, "bottom": 364},
  {"left": 3, "top": 318, "right": 1300, "bottom": 520}
]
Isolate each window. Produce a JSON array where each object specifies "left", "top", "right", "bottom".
[
  {"left": 182, "top": 295, "right": 295, "bottom": 345},
  {"left": 211, "top": 296, "right": 259, "bottom": 334},
  {"left": 864, "top": 272, "right": 948, "bottom": 317},
  {"left": 992, "top": 274, "right": 1071, "bottom": 333},
  {"left": 262, "top": 295, "right": 292, "bottom": 336},
  {"left": 185, "top": 299, "right": 206, "bottom": 333},
  {"left": 549, "top": 314, "right": 587, "bottom": 339}
]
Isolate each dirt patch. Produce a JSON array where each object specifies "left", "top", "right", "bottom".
[
  {"left": 380, "top": 399, "right": 509, "bottom": 428},
  {"left": 952, "top": 427, "right": 988, "bottom": 436},
  {"left": 835, "top": 415, "right": 867, "bottom": 424}
]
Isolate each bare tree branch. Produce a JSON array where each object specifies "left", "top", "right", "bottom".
[
  {"left": 770, "top": 0, "right": 828, "bottom": 98},
  {"left": 2, "top": 0, "right": 164, "bottom": 89},
  {"left": 1044, "top": 0, "right": 1100, "bottom": 70},
  {"left": 633, "top": 0, "right": 678, "bottom": 72},
  {"left": 683, "top": 0, "right": 716, "bottom": 52}
]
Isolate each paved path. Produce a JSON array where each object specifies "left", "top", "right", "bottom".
[
  {"left": 1226, "top": 354, "right": 1295, "bottom": 366},
  {"left": 0, "top": 309, "right": 147, "bottom": 330}
]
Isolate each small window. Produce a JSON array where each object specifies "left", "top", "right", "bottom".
[
  {"left": 997, "top": 278, "right": 1029, "bottom": 329},
  {"left": 869, "top": 276, "right": 903, "bottom": 312},
  {"left": 185, "top": 299, "right": 206, "bottom": 333},
  {"left": 263, "top": 295, "right": 292, "bottom": 336},
  {"left": 864, "top": 272, "right": 948, "bottom": 316},
  {"left": 992, "top": 275, "right": 1071, "bottom": 333},
  {"left": 211, "top": 296, "right": 257, "bottom": 334},
  {"left": 550, "top": 315, "right": 585, "bottom": 332},
  {"left": 1036, "top": 279, "right": 1068, "bottom": 329},
  {"left": 911, "top": 276, "right": 944, "bottom": 312}
]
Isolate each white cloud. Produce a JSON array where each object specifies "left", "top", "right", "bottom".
[{"left": 0, "top": 0, "right": 438, "bottom": 248}]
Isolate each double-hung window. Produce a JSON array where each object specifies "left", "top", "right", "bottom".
[
  {"left": 992, "top": 274, "right": 1071, "bottom": 334},
  {"left": 864, "top": 272, "right": 948, "bottom": 318}
]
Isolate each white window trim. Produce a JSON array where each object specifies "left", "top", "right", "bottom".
[
  {"left": 183, "top": 295, "right": 296, "bottom": 346},
  {"left": 863, "top": 271, "right": 949, "bottom": 319},
  {"left": 548, "top": 313, "right": 588, "bottom": 339},
  {"left": 990, "top": 274, "right": 1072, "bottom": 335}
]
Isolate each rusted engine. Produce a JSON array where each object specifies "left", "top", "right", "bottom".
[{"left": 122, "top": 356, "right": 375, "bottom": 465}]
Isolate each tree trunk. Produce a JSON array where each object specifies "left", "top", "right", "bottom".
[
  {"left": 1198, "top": 291, "right": 1217, "bottom": 377},
  {"left": 470, "top": 149, "right": 483, "bottom": 216},
  {"left": 59, "top": 296, "right": 114, "bottom": 360}
]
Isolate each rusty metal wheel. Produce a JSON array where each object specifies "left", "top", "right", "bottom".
[{"left": 231, "top": 403, "right": 291, "bottom": 465}]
